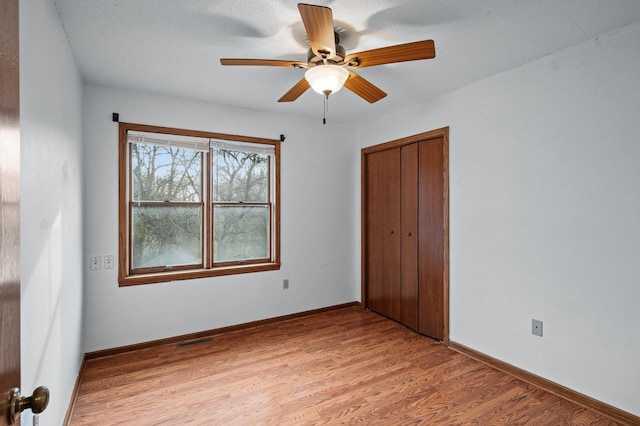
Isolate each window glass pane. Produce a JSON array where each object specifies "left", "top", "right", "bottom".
[
  {"left": 131, "top": 143, "right": 202, "bottom": 202},
  {"left": 213, "top": 205, "right": 269, "bottom": 262},
  {"left": 212, "top": 148, "right": 269, "bottom": 202},
  {"left": 132, "top": 205, "right": 202, "bottom": 269}
]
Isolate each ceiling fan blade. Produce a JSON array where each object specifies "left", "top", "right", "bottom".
[
  {"left": 344, "top": 40, "right": 436, "bottom": 68},
  {"left": 278, "top": 78, "right": 310, "bottom": 102},
  {"left": 220, "top": 58, "right": 307, "bottom": 68},
  {"left": 298, "top": 3, "right": 336, "bottom": 60},
  {"left": 343, "top": 71, "right": 387, "bottom": 103}
]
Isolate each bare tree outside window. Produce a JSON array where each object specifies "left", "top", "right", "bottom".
[
  {"left": 212, "top": 148, "right": 271, "bottom": 263},
  {"left": 130, "top": 144, "right": 203, "bottom": 269}
]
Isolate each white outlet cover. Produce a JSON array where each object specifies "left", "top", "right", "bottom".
[
  {"left": 532, "top": 319, "right": 543, "bottom": 337},
  {"left": 104, "top": 255, "right": 114, "bottom": 269},
  {"left": 90, "top": 256, "right": 101, "bottom": 271}
]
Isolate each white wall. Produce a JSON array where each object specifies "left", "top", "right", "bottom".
[
  {"left": 82, "top": 85, "right": 358, "bottom": 352},
  {"left": 19, "top": 0, "right": 85, "bottom": 424},
  {"left": 356, "top": 21, "right": 640, "bottom": 415}
]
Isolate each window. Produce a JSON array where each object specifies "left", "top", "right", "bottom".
[{"left": 119, "top": 123, "right": 280, "bottom": 286}]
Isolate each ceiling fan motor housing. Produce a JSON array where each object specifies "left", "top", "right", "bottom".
[
  {"left": 308, "top": 44, "right": 345, "bottom": 65},
  {"left": 307, "top": 30, "right": 346, "bottom": 65}
]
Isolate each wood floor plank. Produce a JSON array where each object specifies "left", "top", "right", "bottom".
[{"left": 68, "top": 307, "right": 625, "bottom": 425}]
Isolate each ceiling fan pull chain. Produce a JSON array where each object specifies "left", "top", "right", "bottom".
[{"left": 323, "top": 94, "right": 327, "bottom": 125}]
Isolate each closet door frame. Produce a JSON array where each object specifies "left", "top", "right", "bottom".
[{"left": 361, "top": 127, "right": 450, "bottom": 344}]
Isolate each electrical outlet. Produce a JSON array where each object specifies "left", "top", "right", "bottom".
[
  {"left": 283, "top": 279, "right": 289, "bottom": 290},
  {"left": 532, "top": 319, "right": 543, "bottom": 337},
  {"left": 104, "top": 255, "right": 114, "bottom": 269},
  {"left": 90, "top": 256, "right": 101, "bottom": 271}
]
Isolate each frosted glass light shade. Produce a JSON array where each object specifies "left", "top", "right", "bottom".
[{"left": 305, "top": 65, "right": 349, "bottom": 95}]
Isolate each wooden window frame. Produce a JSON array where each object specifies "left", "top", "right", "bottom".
[{"left": 118, "top": 122, "right": 280, "bottom": 286}]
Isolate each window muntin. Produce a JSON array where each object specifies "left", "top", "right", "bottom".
[{"left": 119, "top": 123, "right": 280, "bottom": 286}]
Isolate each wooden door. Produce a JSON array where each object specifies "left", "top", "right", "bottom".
[
  {"left": 400, "top": 144, "right": 418, "bottom": 330},
  {"left": 365, "top": 150, "right": 384, "bottom": 314},
  {"left": 1, "top": 0, "right": 22, "bottom": 424},
  {"left": 381, "top": 148, "right": 402, "bottom": 321},
  {"left": 418, "top": 137, "right": 447, "bottom": 340},
  {"left": 365, "top": 148, "right": 401, "bottom": 321}
]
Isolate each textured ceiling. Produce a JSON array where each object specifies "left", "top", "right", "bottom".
[{"left": 53, "top": 0, "right": 640, "bottom": 125}]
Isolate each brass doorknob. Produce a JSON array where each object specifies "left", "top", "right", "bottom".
[{"left": 8, "top": 386, "right": 49, "bottom": 424}]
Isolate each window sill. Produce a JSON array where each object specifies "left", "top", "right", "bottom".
[{"left": 118, "top": 262, "right": 281, "bottom": 287}]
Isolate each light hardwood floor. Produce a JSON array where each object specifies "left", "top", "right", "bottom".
[{"left": 68, "top": 306, "right": 623, "bottom": 425}]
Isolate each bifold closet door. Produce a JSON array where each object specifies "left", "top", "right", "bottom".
[
  {"left": 365, "top": 148, "right": 401, "bottom": 321},
  {"left": 363, "top": 128, "right": 449, "bottom": 342}
]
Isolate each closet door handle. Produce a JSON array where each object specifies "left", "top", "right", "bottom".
[
  {"left": 406, "top": 232, "right": 412, "bottom": 236},
  {"left": 389, "top": 230, "right": 394, "bottom": 235}
]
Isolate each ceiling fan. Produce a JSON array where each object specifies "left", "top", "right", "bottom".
[{"left": 220, "top": 3, "right": 436, "bottom": 104}]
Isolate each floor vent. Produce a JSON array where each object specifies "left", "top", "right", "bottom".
[{"left": 176, "top": 337, "right": 212, "bottom": 348}]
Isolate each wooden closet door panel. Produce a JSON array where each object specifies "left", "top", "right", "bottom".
[
  {"left": 400, "top": 143, "right": 418, "bottom": 330},
  {"left": 381, "top": 148, "right": 402, "bottom": 321},
  {"left": 418, "top": 137, "right": 445, "bottom": 339},
  {"left": 365, "top": 151, "right": 385, "bottom": 314}
]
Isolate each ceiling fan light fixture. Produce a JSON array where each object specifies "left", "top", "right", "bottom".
[{"left": 304, "top": 65, "right": 349, "bottom": 96}]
